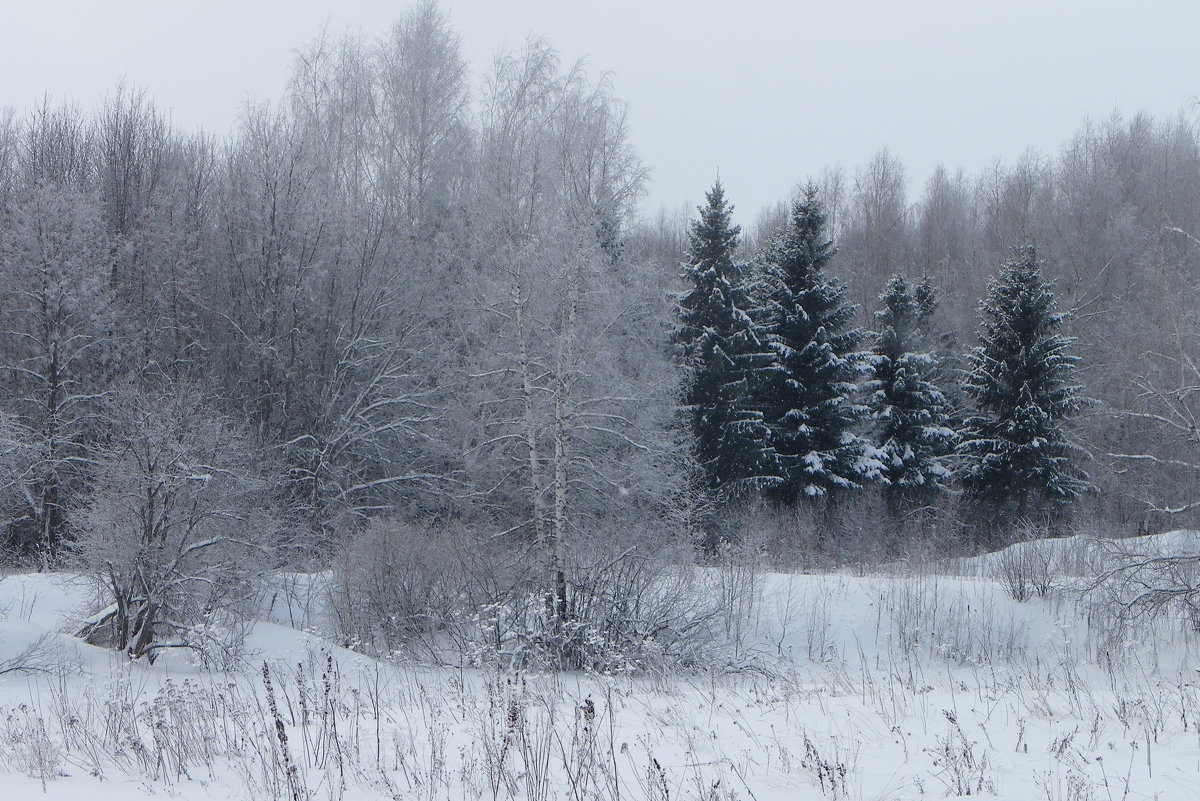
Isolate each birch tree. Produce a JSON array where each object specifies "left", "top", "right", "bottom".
[
  {"left": 466, "top": 41, "right": 680, "bottom": 657},
  {"left": 373, "top": 0, "right": 471, "bottom": 237}
]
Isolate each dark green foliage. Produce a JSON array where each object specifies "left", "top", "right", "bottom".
[
  {"left": 675, "top": 182, "right": 781, "bottom": 498},
  {"left": 958, "top": 245, "right": 1092, "bottom": 529},
  {"left": 867, "top": 275, "right": 957, "bottom": 512},
  {"left": 756, "top": 184, "right": 880, "bottom": 503}
]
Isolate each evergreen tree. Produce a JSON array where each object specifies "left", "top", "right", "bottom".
[
  {"left": 915, "top": 277, "right": 937, "bottom": 326},
  {"left": 867, "top": 275, "right": 956, "bottom": 514},
  {"left": 756, "top": 184, "right": 881, "bottom": 503},
  {"left": 675, "top": 181, "right": 781, "bottom": 498},
  {"left": 958, "top": 245, "right": 1091, "bottom": 532}
]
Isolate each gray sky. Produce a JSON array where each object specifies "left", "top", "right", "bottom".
[{"left": 3, "top": 0, "right": 1199, "bottom": 221}]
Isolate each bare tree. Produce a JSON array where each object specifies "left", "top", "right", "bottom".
[
  {"left": 1108, "top": 326, "right": 1200, "bottom": 522},
  {"left": 0, "top": 107, "right": 18, "bottom": 210},
  {"left": 0, "top": 411, "right": 36, "bottom": 551},
  {"left": 0, "top": 185, "right": 116, "bottom": 566},
  {"left": 373, "top": 0, "right": 471, "bottom": 235},
  {"left": 914, "top": 165, "right": 978, "bottom": 329},
  {"left": 840, "top": 149, "right": 912, "bottom": 312},
  {"left": 95, "top": 83, "right": 169, "bottom": 243},
  {"left": 278, "top": 21, "right": 472, "bottom": 534},
  {"left": 977, "top": 151, "right": 1050, "bottom": 257},
  {"left": 464, "top": 41, "right": 684, "bottom": 660},
  {"left": 75, "top": 382, "right": 282, "bottom": 661},
  {"left": 852, "top": 149, "right": 910, "bottom": 271},
  {"left": 19, "top": 99, "right": 92, "bottom": 189}
]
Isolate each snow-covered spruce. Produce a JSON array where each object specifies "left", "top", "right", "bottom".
[
  {"left": 865, "top": 274, "right": 957, "bottom": 515},
  {"left": 958, "top": 245, "right": 1092, "bottom": 538},
  {"left": 753, "top": 184, "right": 882, "bottom": 503},
  {"left": 675, "top": 180, "right": 783, "bottom": 500}
]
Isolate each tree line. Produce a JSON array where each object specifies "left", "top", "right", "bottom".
[{"left": 0, "top": 0, "right": 1196, "bottom": 661}]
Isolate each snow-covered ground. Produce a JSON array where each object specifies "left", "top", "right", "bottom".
[{"left": 2, "top": 534, "right": 1200, "bottom": 800}]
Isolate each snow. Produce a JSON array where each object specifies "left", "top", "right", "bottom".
[{"left": 2, "top": 535, "right": 1200, "bottom": 799}]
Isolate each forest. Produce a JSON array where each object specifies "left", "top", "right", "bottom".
[{"left": 0, "top": 1, "right": 1198, "bottom": 672}]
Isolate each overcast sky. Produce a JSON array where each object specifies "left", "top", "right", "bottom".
[{"left": 3, "top": 0, "right": 1198, "bottom": 221}]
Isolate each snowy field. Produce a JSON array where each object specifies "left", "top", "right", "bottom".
[{"left": 3, "top": 534, "right": 1200, "bottom": 800}]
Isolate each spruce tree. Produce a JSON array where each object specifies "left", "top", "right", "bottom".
[
  {"left": 756, "top": 184, "right": 881, "bottom": 503},
  {"left": 958, "top": 245, "right": 1091, "bottom": 532},
  {"left": 675, "top": 181, "right": 781, "bottom": 498},
  {"left": 867, "top": 275, "right": 956, "bottom": 514}
]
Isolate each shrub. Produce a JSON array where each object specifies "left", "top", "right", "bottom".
[
  {"left": 74, "top": 383, "right": 282, "bottom": 662},
  {"left": 468, "top": 537, "right": 721, "bottom": 673},
  {"left": 992, "top": 522, "right": 1061, "bottom": 601},
  {"left": 329, "top": 518, "right": 482, "bottom": 657}
]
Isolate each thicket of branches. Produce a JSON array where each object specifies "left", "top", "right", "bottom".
[{"left": 0, "top": 1, "right": 1198, "bottom": 662}]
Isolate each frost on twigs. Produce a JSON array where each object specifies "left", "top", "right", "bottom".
[
  {"left": 73, "top": 382, "right": 283, "bottom": 663},
  {"left": 1086, "top": 531, "right": 1200, "bottom": 632}
]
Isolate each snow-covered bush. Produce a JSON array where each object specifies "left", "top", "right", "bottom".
[
  {"left": 468, "top": 574, "right": 718, "bottom": 673},
  {"left": 328, "top": 518, "right": 480, "bottom": 656},
  {"left": 73, "top": 382, "right": 284, "bottom": 662},
  {"left": 331, "top": 516, "right": 720, "bottom": 672},
  {"left": 992, "top": 528, "right": 1061, "bottom": 602},
  {"left": 467, "top": 538, "right": 721, "bottom": 673}
]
